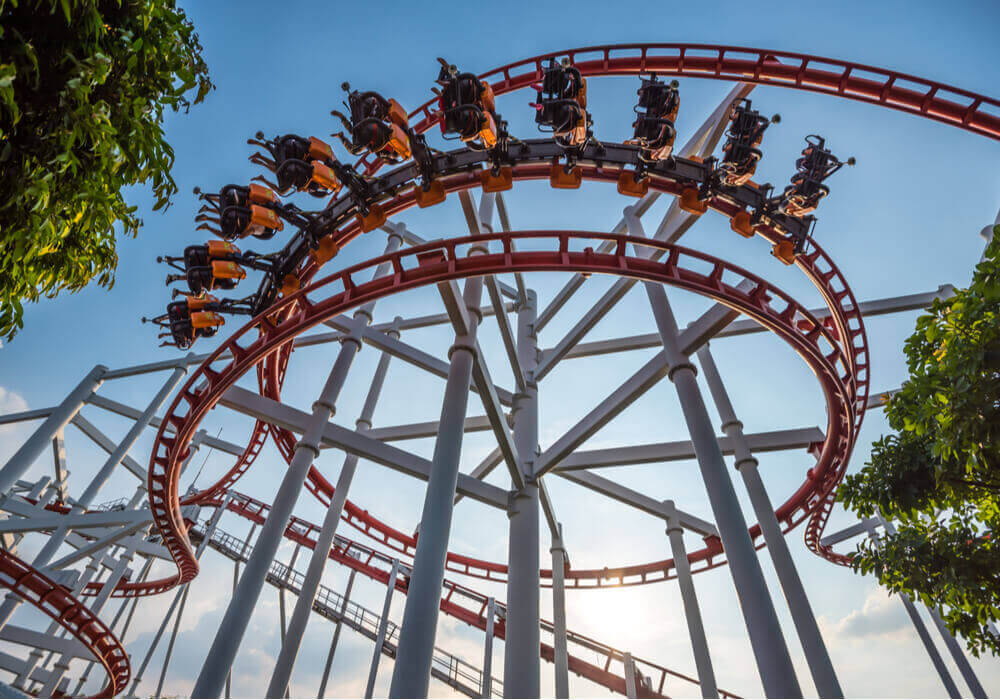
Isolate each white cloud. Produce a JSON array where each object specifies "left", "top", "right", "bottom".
[
  {"left": 825, "top": 588, "right": 910, "bottom": 639},
  {"left": 0, "top": 385, "right": 31, "bottom": 466}
]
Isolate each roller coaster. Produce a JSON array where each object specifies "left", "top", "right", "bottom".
[{"left": 0, "top": 43, "right": 997, "bottom": 699}]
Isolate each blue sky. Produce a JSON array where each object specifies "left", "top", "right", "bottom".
[{"left": 1, "top": 0, "right": 999, "bottom": 696}]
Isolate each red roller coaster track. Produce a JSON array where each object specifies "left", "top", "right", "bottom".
[{"left": 4, "top": 42, "right": 995, "bottom": 700}]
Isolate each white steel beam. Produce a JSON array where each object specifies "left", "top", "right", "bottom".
[
  {"left": 364, "top": 415, "right": 494, "bottom": 442},
  {"left": 218, "top": 385, "right": 509, "bottom": 510},
  {"left": 548, "top": 284, "right": 957, "bottom": 362},
  {"left": 556, "top": 470, "right": 717, "bottom": 537},
  {"left": 533, "top": 287, "right": 750, "bottom": 477},
  {"left": 85, "top": 394, "right": 246, "bottom": 456},
  {"left": 326, "top": 315, "right": 514, "bottom": 406},
  {"left": 0, "top": 508, "right": 153, "bottom": 534},
  {"left": 555, "top": 427, "right": 825, "bottom": 471}
]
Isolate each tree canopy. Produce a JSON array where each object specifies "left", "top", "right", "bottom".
[
  {"left": 839, "top": 228, "right": 1000, "bottom": 657},
  {"left": 0, "top": 0, "right": 212, "bottom": 339}
]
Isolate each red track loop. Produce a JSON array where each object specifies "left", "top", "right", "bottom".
[
  {"left": 145, "top": 230, "right": 862, "bottom": 599},
  {"left": 0, "top": 551, "right": 129, "bottom": 698},
  {"left": 260, "top": 160, "right": 869, "bottom": 587},
  {"left": 356, "top": 42, "right": 1000, "bottom": 176}
]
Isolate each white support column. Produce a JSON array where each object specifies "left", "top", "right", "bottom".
[
  {"left": 550, "top": 526, "right": 570, "bottom": 700},
  {"left": 388, "top": 239, "right": 488, "bottom": 698},
  {"left": 867, "top": 525, "right": 961, "bottom": 698},
  {"left": 266, "top": 319, "right": 398, "bottom": 699},
  {"left": 697, "top": 345, "right": 843, "bottom": 698},
  {"left": 0, "top": 365, "right": 107, "bottom": 495},
  {"left": 317, "top": 568, "right": 357, "bottom": 699},
  {"left": 192, "top": 339, "right": 362, "bottom": 698},
  {"left": 482, "top": 597, "right": 496, "bottom": 699},
  {"left": 929, "top": 607, "right": 988, "bottom": 698},
  {"left": 78, "top": 363, "right": 187, "bottom": 507},
  {"left": 129, "top": 498, "right": 230, "bottom": 696},
  {"left": 366, "top": 559, "right": 401, "bottom": 698},
  {"left": 646, "top": 285, "right": 801, "bottom": 698},
  {"left": 623, "top": 652, "right": 638, "bottom": 699},
  {"left": 663, "top": 500, "right": 717, "bottom": 698},
  {"left": 504, "top": 290, "right": 540, "bottom": 699}
]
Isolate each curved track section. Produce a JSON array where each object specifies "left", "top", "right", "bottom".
[
  {"left": 260, "top": 157, "right": 869, "bottom": 587},
  {"left": 360, "top": 42, "right": 1000, "bottom": 178},
  {"left": 145, "top": 230, "right": 861, "bottom": 598},
  {"left": 0, "top": 551, "right": 129, "bottom": 698}
]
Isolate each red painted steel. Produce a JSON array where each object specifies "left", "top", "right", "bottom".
[
  {"left": 0, "top": 550, "right": 129, "bottom": 698},
  {"left": 143, "top": 230, "right": 861, "bottom": 605},
  {"left": 258, "top": 161, "right": 869, "bottom": 587},
  {"left": 353, "top": 43, "right": 1000, "bottom": 176}
]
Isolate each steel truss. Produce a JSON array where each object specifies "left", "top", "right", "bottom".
[{"left": 0, "top": 43, "right": 996, "bottom": 700}]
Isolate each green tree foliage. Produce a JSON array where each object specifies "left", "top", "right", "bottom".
[
  {"left": 839, "top": 229, "right": 1000, "bottom": 657},
  {"left": 0, "top": 0, "right": 212, "bottom": 338}
]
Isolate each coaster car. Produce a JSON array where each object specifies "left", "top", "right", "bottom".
[
  {"left": 532, "top": 58, "right": 590, "bottom": 148},
  {"left": 719, "top": 99, "right": 778, "bottom": 187},
  {"left": 331, "top": 83, "right": 412, "bottom": 162},
  {"left": 626, "top": 75, "right": 679, "bottom": 162},
  {"left": 145, "top": 295, "right": 226, "bottom": 349},
  {"left": 196, "top": 184, "right": 285, "bottom": 241},
  {"left": 778, "top": 135, "right": 853, "bottom": 217},
  {"left": 161, "top": 241, "right": 258, "bottom": 296},
  {"left": 248, "top": 133, "right": 341, "bottom": 196},
  {"left": 435, "top": 59, "right": 499, "bottom": 149}
]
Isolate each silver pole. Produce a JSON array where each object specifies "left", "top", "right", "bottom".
[
  {"left": 79, "top": 364, "right": 187, "bottom": 507},
  {"left": 663, "top": 500, "right": 718, "bottom": 698},
  {"left": 867, "top": 525, "right": 961, "bottom": 698},
  {"left": 0, "top": 367, "right": 181, "bottom": 633},
  {"left": 929, "top": 607, "right": 988, "bottom": 698},
  {"left": 697, "top": 345, "right": 842, "bottom": 698},
  {"left": 550, "top": 527, "right": 570, "bottom": 699},
  {"left": 623, "top": 652, "right": 638, "bottom": 699},
  {"left": 129, "top": 499, "right": 230, "bottom": 696},
  {"left": 505, "top": 291, "right": 540, "bottom": 699},
  {"left": 389, "top": 248, "right": 486, "bottom": 698},
  {"left": 366, "top": 559, "right": 402, "bottom": 698},
  {"left": 482, "top": 597, "right": 495, "bottom": 699},
  {"left": 277, "top": 545, "right": 302, "bottom": 699},
  {"left": 317, "top": 568, "right": 357, "bottom": 699},
  {"left": 267, "top": 322, "right": 398, "bottom": 698},
  {"left": 72, "top": 557, "right": 153, "bottom": 696},
  {"left": 191, "top": 336, "right": 361, "bottom": 698},
  {"left": 0, "top": 364, "right": 107, "bottom": 495},
  {"left": 156, "top": 584, "right": 191, "bottom": 698},
  {"left": 227, "top": 560, "right": 237, "bottom": 700},
  {"left": 645, "top": 283, "right": 801, "bottom": 697}
]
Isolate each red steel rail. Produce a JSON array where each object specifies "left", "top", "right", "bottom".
[
  {"left": 0, "top": 550, "right": 129, "bottom": 698},
  {"left": 143, "top": 230, "right": 861, "bottom": 602},
  {"left": 256, "top": 160, "right": 869, "bottom": 587},
  {"left": 356, "top": 42, "right": 1000, "bottom": 177}
]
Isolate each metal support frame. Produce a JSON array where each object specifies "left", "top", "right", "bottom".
[
  {"left": 390, "top": 198, "right": 488, "bottom": 698},
  {"left": 365, "top": 558, "right": 401, "bottom": 698},
  {"left": 664, "top": 501, "right": 717, "bottom": 698},
  {"left": 317, "top": 568, "right": 356, "bottom": 699},
  {"left": 550, "top": 527, "right": 570, "bottom": 699},
  {"left": 697, "top": 345, "right": 843, "bottom": 698},
  {"left": 646, "top": 284, "right": 801, "bottom": 697},
  {"left": 503, "top": 290, "right": 541, "bottom": 699},
  {"left": 266, "top": 325, "right": 396, "bottom": 698},
  {"left": 0, "top": 69, "right": 992, "bottom": 700}
]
